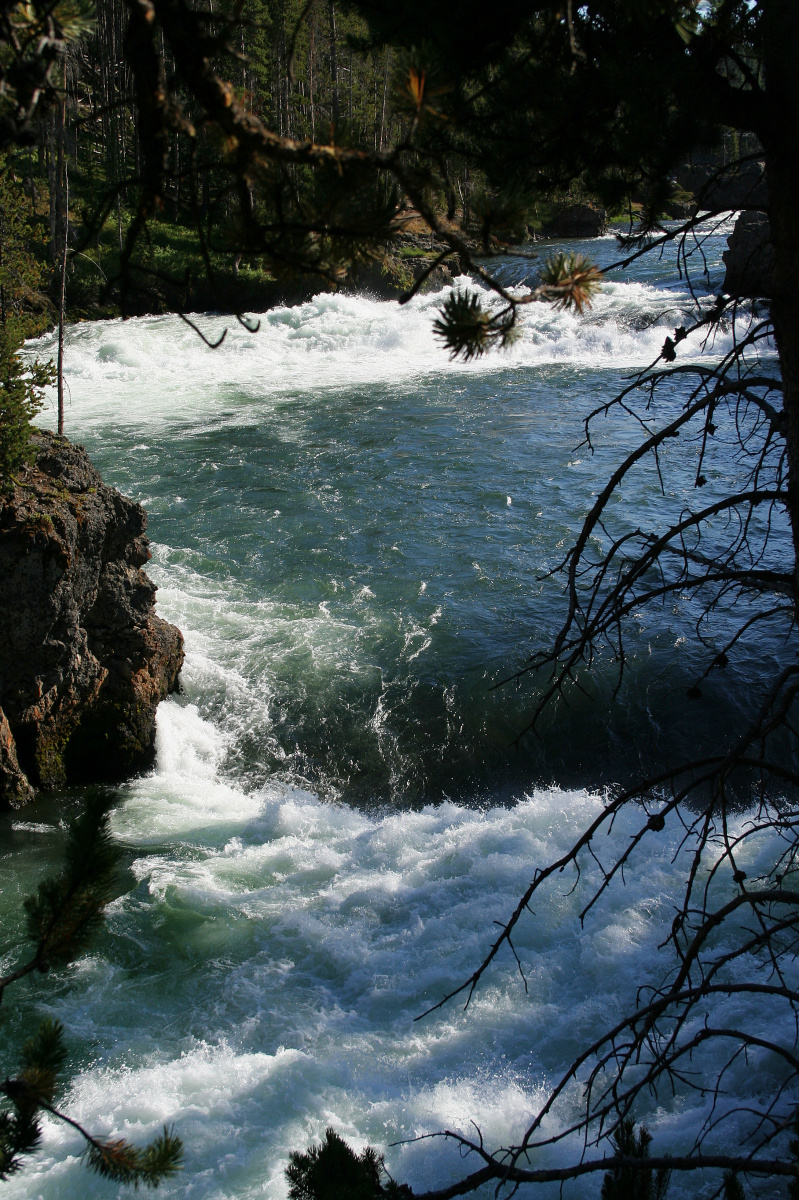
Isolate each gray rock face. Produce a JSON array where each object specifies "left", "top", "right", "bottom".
[
  {"left": 0, "top": 429, "right": 184, "bottom": 808},
  {"left": 723, "top": 211, "right": 774, "bottom": 298}
]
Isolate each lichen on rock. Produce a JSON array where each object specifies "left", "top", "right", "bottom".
[{"left": 0, "top": 429, "right": 184, "bottom": 808}]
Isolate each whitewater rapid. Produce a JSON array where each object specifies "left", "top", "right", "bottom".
[
  {"left": 3, "top": 231, "right": 792, "bottom": 1198},
  {"left": 31, "top": 272, "right": 734, "bottom": 435},
  {"left": 5, "top": 704, "right": 789, "bottom": 1200}
]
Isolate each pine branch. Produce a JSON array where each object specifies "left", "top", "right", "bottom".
[
  {"left": 5, "top": 789, "right": 122, "bottom": 987},
  {"left": 0, "top": 793, "right": 183, "bottom": 1186}
]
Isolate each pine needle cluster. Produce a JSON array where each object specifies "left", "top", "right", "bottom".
[
  {"left": 433, "top": 290, "right": 518, "bottom": 360},
  {"left": 433, "top": 250, "right": 602, "bottom": 362}
]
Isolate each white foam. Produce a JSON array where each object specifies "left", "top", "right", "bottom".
[
  {"left": 111, "top": 702, "right": 264, "bottom": 843},
  {"left": 26, "top": 276, "right": 740, "bottom": 438},
  {"left": 6, "top": 780, "right": 794, "bottom": 1199}
]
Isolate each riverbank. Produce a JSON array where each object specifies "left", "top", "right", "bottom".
[{"left": 59, "top": 207, "right": 623, "bottom": 326}]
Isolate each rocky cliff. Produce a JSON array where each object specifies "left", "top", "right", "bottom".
[{"left": 0, "top": 429, "right": 183, "bottom": 808}]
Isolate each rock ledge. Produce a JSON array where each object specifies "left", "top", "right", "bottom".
[{"left": 0, "top": 430, "right": 184, "bottom": 807}]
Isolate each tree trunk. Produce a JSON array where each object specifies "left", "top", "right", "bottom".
[
  {"left": 763, "top": 0, "right": 799, "bottom": 587},
  {"left": 309, "top": 16, "right": 316, "bottom": 141},
  {"left": 379, "top": 48, "right": 390, "bottom": 151},
  {"left": 57, "top": 163, "right": 68, "bottom": 437},
  {"left": 46, "top": 112, "right": 57, "bottom": 260},
  {"left": 328, "top": 0, "right": 339, "bottom": 126}
]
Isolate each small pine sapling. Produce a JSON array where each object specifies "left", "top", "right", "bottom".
[
  {"left": 0, "top": 155, "right": 53, "bottom": 490},
  {"left": 0, "top": 327, "right": 51, "bottom": 491},
  {"left": 723, "top": 1170, "right": 746, "bottom": 1200},
  {"left": 286, "top": 1128, "right": 412, "bottom": 1200},
  {"left": 0, "top": 789, "right": 183, "bottom": 1186},
  {"left": 600, "top": 1116, "right": 670, "bottom": 1200}
]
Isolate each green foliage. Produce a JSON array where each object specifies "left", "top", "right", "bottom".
[
  {"left": 286, "top": 1129, "right": 411, "bottom": 1200},
  {"left": 1, "top": 1018, "right": 182, "bottom": 1188},
  {"left": 0, "top": 790, "right": 184, "bottom": 1186},
  {"left": 0, "top": 1019, "right": 68, "bottom": 1179},
  {"left": 600, "top": 1117, "right": 670, "bottom": 1200},
  {"left": 0, "top": 155, "right": 53, "bottom": 490},
  {"left": 18, "top": 1017, "right": 69, "bottom": 1105},
  {"left": 0, "top": 324, "right": 52, "bottom": 490},
  {"left": 83, "top": 1124, "right": 183, "bottom": 1189},
  {"left": 6, "top": 0, "right": 94, "bottom": 60},
  {"left": 0, "top": 156, "right": 49, "bottom": 336},
  {"left": 434, "top": 249, "right": 603, "bottom": 361},
  {"left": 540, "top": 252, "right": 603, "bottom": 312},
  {"left": 0, "top": 1093, "right": 41, "bottom": 1180}
]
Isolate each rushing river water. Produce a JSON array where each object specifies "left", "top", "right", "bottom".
[{"left": 2, "top": 220, "right": 793, "bottom": 1198}]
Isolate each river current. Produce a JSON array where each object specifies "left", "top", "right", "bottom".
[{"left": 2, "top": 220, "right": 792, "bottom": 1198}]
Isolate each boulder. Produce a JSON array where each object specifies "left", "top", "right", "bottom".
[
  {"left": 663, "top": 198, "right": 695, "bottom": 220},
  {"left": 722, "top": 211, "right": 774, "bottom": 298},
  {"left": 543, "top": 204, "right": 607, "bottom": 238},
  {"left": 0, "top": 430, "right": 184, "bottom": 807}
]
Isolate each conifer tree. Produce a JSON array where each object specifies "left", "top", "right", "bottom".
[
  {"left": 286, "top": 1128, "right": 411, "bottom": 1200},
  {"left": 0, "top": 327, "right": 51, "bottom": 489},
  {"left": 600, "top": 1118, "right": 670, "bottom": 1200}
]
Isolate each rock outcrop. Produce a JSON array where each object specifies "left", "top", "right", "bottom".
[
  {"left": 722, "top": 211, "right": 774, "bottom": 298},
  {"left": 349, "top": 251, "right": 457, "bottom": 299},
  {"left": 0, "top": 430, "right": 183, "bottom": 808},
  {"left": 543, "top": 204, "right": 607, "bottom": 238}
]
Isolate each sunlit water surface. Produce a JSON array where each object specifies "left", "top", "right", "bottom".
[{"left": 1, "top": 219, "right": 793, "bottom": 1199}]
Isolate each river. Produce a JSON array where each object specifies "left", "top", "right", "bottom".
[{"left": 1, "top": 218, "right": 791, "bottom": 1198}]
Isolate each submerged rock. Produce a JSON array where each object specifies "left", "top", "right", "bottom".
[{"left": 0, "top": 429, "right": 183, "bottom": 808}]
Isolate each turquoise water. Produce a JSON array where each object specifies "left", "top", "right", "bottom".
[{"left": 1, "top": 220, "right": 793, "bottom": 1198}]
